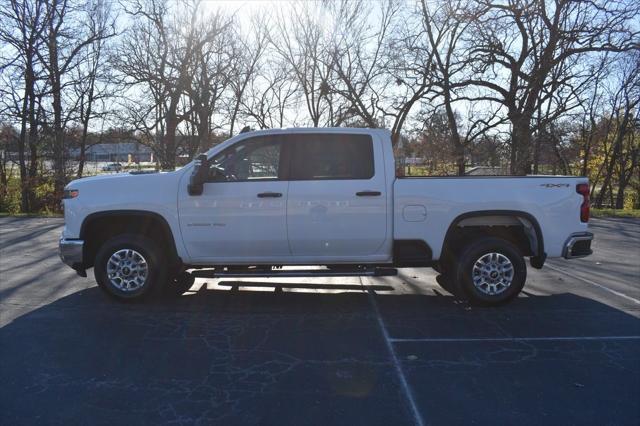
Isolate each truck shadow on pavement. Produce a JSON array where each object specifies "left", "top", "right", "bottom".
[{"left": 1, "top": 284, "right": 639, "bottom": 425}]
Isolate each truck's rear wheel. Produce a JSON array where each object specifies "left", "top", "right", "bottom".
[
  {"left": 454, "top": 237, "right": 526, "bottom": 305},
  {"left": 94, "top": 234, "right": 167, "bottom": 300}
]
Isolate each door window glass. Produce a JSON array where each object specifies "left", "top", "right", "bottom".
[
  {"left": 209, "top": 137, "right": 281, "bottom": 181},
  {"left": 289, "top": 134, "right": 374, "bottom": 180}
]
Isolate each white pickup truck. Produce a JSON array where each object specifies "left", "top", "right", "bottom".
[{"left": 59, "top": 128, "right": 593, "bottom": 305}]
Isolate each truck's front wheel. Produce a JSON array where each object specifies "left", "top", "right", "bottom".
[
  {"left": 94, "top": 234, "right": 167, "bottom": 300},
  {"left": 454, "top": 237, "right": 526, "bottom": 306}
]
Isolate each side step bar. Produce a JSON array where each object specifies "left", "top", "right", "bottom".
[{"left": 190, "top": 267, "right": 398, "bottom": 279}]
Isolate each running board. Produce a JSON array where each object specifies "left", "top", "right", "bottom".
[{"left": 190, "top": 267, "right": 398, "bottom": 279}]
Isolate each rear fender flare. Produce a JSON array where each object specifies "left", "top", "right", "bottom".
[{"left": 442, "top": 210, "right": 546, "bottom": 269}]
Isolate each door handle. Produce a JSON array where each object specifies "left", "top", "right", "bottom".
[
  {"left": 257, "top": 192, "right": 282, "bottom": 198},
  {"left": 356, "top": 191, "right": 382, "bottom": 197}
]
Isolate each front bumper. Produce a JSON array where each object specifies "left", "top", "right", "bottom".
[
  {"left": 59, "top": 238, "right": 84, "bottom": 269},
  {"left": 563, "top": 232, "right": 594, "bottom": 259}
]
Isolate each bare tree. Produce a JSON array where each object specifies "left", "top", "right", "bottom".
[
  {"left": 575, "top": 56, "right": 610, "bottom": 179},
  {"left": 227, "top": 15, "right": 269, "bottom": 136},
  {"left": 240, "top": 58, "right": 299, "bottom": 129},
  {"left": 327, "top": 0, "right": 398, "bottom": 127},
  {"left": 38, "top": 0, "right": 115, "bottom": 193},
  {"left": 272, "top": 3, "right": 335, "bottom": 127},
  {"left": 0, "top": 125, "right": 18, "bottom": 206},
  {"left": 116, "top": 0, "right": 193, "bottom": 169},
  {"left": 0, "top": 0, "right": 49, "bottom": 212},
  {"left": 420, "top": 0, "right": 507, "bottom": 175},
  {"left": 186, "top": 8, "right": 233, "bottom": 152},
  {"left": 458, "top": 0, "right": 639, "bottom": 174},
  {"left": 2, "top": 0, "right": 640, "bottom": 211},
  {"left": 74, "top": 0, "right": 115, "bottom": 177},
  {"left": 594, "top": 53, "right": 640, "bottom": 208},
  {"left": 376, "top": 1, "right": 453, "bottom": 147}
]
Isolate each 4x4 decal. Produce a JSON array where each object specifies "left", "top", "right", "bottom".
[{"left": 540, "top": 183, "right": 570, "bottom": 188}]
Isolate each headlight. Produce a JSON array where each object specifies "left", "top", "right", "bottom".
[{"left": 62, "top": 189, "right": 79, "bottom": 199}]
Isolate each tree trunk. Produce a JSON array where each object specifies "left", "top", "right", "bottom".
[
  {"left": 0, "top": 152, "right": 7, "bottom": 197},
  {"left": 615, "top": 184, "right": 625, "bottom": 209},
  {"left": 595, "top": 156, "right": 617, "bottom": 208},
  {"left": 455, "top": 145, "right": 465, "bottom": 176},
  {"left": 78, "top": 144, "right": 86, "bottom": 178},
  {"left": 197, "top": 109, "right": 209, "bottom": 153},
  {"left": 608, "top": 181, "right": 615, "bottom": 208},
  {"left": 77, "top": 82, "right": 94, "bottom": 179},
  {"left": 18, "top": 55, "right": 39, "bottom": 212},
  {"left": 442, "top": 88, "right": 464, "bottom": 176},
  {"left": 27, "top": 100, "right": 39, "bottom": 210},
  {"left": 580, "top": 123, "right": 594, "bottom": 177},
  {"left": 229, "top": 107, "right": 238, "bottom": 137},
  {"left": 162, "top": 112, "right": 178, "bottom": 170},
  {"left": 18, "top": 88, "right": 29, "bottom": 213},
  {"left": 48, "top": 21, "right": 66, "bottom": 198},
  {"left": 391, "top": 130, "right": 401, "bottom": 147},
  {"left": 77, "top": 99, "right": 90, "bottom": 179},
  {"left": 510, "top": 117, "right": 533, "bottom": 175},
  {"left": 157, "top": 91, "right": 181, "bottom": 171},
  {"left": 532, "top": 133, "right": 542, "bottom": 174},
  {"left": 581, "top": 139, "right": 591, "bottom": 177},
  {"left": 595, "top": 111, "right": 629, "bottom": 208}
]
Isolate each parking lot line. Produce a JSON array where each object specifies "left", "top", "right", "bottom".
[
  {"left": 545, "top": 263, "right": 640, "bottom": 305},
  {"left": 389, "top": 336, "right": 640, "bottom": 343},
  {"left": 364, "top": 281, "right": 425, "bottom": 426}
]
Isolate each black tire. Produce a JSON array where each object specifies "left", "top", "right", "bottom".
[
  {"left": 454, "top": 237, "right": 526, "bottom": 306},
  {"left": 94, "top": 234, "right": 168, "bottom": 301}
]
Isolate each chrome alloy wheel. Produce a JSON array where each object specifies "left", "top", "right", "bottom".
[
  {"left": 471, "top": 252, "right": 514, "bottom": 296},
  {"left": 106, "top": 249, "right": 149, "bottom": 292}
]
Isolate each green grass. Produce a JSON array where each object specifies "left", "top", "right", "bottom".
[{"left": 591, "top": 208, "right": 640, "bottom": 219}]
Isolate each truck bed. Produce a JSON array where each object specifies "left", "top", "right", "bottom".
[{"left": 393, "top": 175, "right": 589, "bottom": 259}]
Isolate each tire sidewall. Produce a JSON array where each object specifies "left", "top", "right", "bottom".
[
  {"left": 94, "top": 234, "right": 167, "bottom": 300},
  {"left": 456, "top": 238, "right": 526, "bottom": 305}
]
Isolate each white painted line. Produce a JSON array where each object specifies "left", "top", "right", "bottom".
[
  {"left": 545, "top": 263, "right": 640, "bottom": 305},
  {"left": 390, "top": 336, "right": 640, "bottom": 343},
  {"left": 363, "top": 279, "right": 425, "bottom": 426}
]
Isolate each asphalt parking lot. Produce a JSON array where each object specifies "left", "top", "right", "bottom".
[{"left": 1, "top": 217, "right": 639, "bottom": 425}]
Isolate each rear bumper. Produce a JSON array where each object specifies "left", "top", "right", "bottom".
[
  {"left": 563, "top": 232, "right": 593, "bottom": 259},
  {"left": 59, "top": 238, "right": 84, "bottom": 268}
]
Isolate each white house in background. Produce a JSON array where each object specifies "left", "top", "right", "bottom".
[{"left": 69, "top": 142, "right": 153, "bottom": 163}]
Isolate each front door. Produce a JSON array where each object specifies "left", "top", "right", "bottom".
[
  {"left": 178, "top": 136, "right": 290, "bottom": 263},
  {"left": 285, "top": 133, "right": 388, "bottom": 261}
]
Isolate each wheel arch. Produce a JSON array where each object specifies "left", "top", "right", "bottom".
[
  {"left": 80, "top": 210, "right": 181, "bottom": 270},
  {"left": 442, "top": 210, "right": 546, "bottom": 269}
]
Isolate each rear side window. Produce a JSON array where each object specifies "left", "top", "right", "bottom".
[{"left": 289, "top": 134, "right": 374, "bottom": 180}]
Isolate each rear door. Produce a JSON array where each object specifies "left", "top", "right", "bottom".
[{"left": 286, "top": 133, "right": 388, "bottom": 260}]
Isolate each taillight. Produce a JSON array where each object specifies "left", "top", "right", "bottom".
[{"left": 576, "top": 183, "right": 589, "bottom": 223}]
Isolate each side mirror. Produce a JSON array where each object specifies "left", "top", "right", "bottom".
[{"left": 188, "top": 154, "right": 209, "bottom": 196}]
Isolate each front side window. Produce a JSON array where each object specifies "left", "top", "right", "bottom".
[
  {"left": 209, "top": 137, "right": 281, "bottom": 182},
  {"left": 289, "top": 134, "right": 374, "bottom": 180}
]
